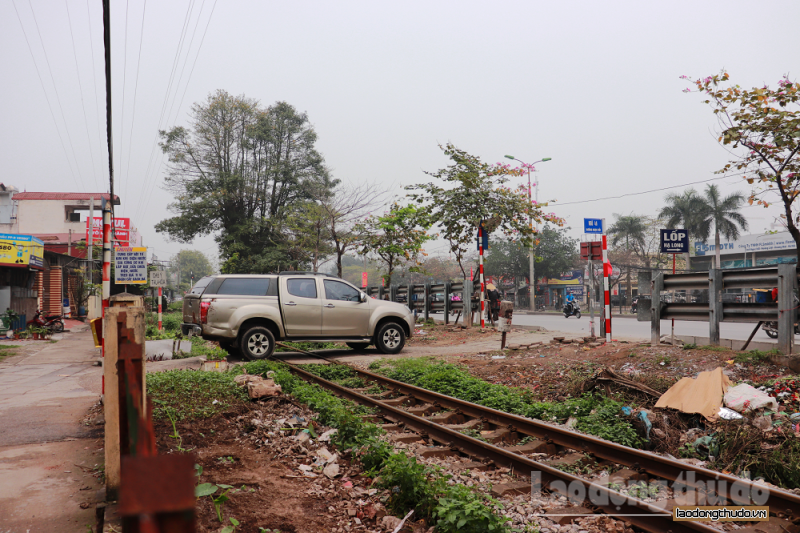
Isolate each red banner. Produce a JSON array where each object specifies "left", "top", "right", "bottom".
[
  {"left": 361, "top": 272, "right": 368, "bottom": 288},
  {"left": 87, "top": 217, "right": 130, "bottom": 246}
]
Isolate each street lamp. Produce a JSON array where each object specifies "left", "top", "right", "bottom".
[{"left": 504, "top": 154, "right": 552, "bottom": 311}]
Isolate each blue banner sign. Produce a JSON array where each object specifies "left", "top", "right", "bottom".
[{"left": 584, "top": 218, "right": 604, "bottom": 234}]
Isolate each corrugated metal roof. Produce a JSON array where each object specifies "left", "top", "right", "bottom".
[{"left": 14, "top": 192, "right": 120, "bottom": 203}]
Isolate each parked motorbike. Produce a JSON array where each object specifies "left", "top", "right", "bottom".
[
  {"left": 563, "top": 301, "right": 581, "bottom": 319},
  {"left": 631, "top": 296, "right": 639, "bottom": 314},
  {"left": 27, "top": 310, "right": 65, "bottom": 333},
  {"left": 761, "top": 321, "right": 800, "bottom": 339}
]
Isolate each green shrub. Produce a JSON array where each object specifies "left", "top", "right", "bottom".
[{"left": 433, "top": 484, "right": 510, "bottom": 532}]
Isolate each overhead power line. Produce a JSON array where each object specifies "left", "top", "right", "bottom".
[
  {"left": 23, "top": 0, "right": 88, "bottom": 191},
  {"left": 11, "top": 0, "right": 83, "bottom": 192},
  {"left": 122, "top": 0, "right": 148, "bottom": 215},
  {"left": 554, "top": 171, "right": 749, "bottom": 206},
  {"left": 64, "top": 0, "right": 101, "bottom": 190}
]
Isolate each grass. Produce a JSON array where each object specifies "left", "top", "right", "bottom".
[
  {"left": 274, "top": 341, "right": 344, "bottom": 352},
  {"left": 0, "top": 346, "right": 18, "bottom": 363},
  {"left": 698, "top": 345, "right": 729, "bottom": 352},
  {"left": 148, "top": 370, "right": 248, "bottom": 420},
  {"left": 734, "top": 348, "right": 780, "bottom": 365}
]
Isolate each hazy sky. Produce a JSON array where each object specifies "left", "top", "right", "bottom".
[{"left": 3, "top": 0, "right": 799, "bottom": 267}]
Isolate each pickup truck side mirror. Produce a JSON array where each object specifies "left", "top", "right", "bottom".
[{"left": 360, "top": 292, "right": 367, "bottom": 303}]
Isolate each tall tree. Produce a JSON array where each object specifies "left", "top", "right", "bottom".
[
  {"left": 608, "top": 214, "right": 649, "bottom": 306},
  {"left": 695, "top": 184, "right": 749, "bottom": 268},
  {"left": 357, "top": 204, "right": 432, "bottom": 286},
  {"left": 406, "top": 144, "right": 562, "bottom": 279},
  {"left": 659, "top": 188, "right": 705, "bottom": 269},
  {"left": 685, "top": 72, "right": 800, "bottom": 260},
  {"left": 169, "top": 250, "right": 214, "bottom": 291},
  {"left": 156, "top": 90, "right": 336, "bottom": 273},
  {"left": 315, "top": 183, "right": 388, "bottom": 278}
]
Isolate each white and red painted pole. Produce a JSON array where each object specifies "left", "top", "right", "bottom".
[
  {"left": 601, "top": 233, "right": 611, "bottom": 343},
  {"left": 101, "top": 196, "right": 111, "bottom": 394},
  {"left": 158, "top": 286, "right": 163, "bottom": 331},
  {"left": 479, "top": 224, "right": 485, "bottom": 329}
]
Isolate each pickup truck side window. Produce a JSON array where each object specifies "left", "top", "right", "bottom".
[
  {"left": 287, "top": 278, "right": 318, "bottom": 299},
  {"left": 216, "top": 278, "right": 271, "bottom": 296},
  {"left": 323, "top": 280, "right": 360, "bottom": 302}
]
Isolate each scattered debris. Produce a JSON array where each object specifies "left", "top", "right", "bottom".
[
  {"left": 655, "top": 367, "right": 731, "bottom": 419},
  {"left": 724, "top": 383, "right": 779, "bottom": 413}
]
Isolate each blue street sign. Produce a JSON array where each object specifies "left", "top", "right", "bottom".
[
  {"left": 660, "top": 229, "right": 688, "bottom": 253},
  {"left": 584, "top": 218, "right": 604, "bottom": 234}
]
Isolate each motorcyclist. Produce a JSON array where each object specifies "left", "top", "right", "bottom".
[{"left": 565, "top": 292, "right": 575, "bottom": 314}]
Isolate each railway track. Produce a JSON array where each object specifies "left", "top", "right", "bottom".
[{"left": 276, "top": 345, "right": 800, "bottom": 532}]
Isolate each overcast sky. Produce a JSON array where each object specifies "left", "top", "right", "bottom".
[{"left": 3, "top": 0, "right": 799, "bottom": 267}]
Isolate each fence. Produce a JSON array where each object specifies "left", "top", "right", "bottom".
[
  {"left": 103, "top": 296, "right": 196, "bottom": 531},
  {"left": 365, "top": 280, "right": 477, "bottom": 324},
  {"left": 638, "top": 264, "right": 797, "bottom": 354}
]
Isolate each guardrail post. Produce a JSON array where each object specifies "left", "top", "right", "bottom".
[
  {"left": 424, "top": 283, "right": 431, "bottom": 322},
  {"left": 709, "top": 268, "right": 722, "bottom": 346},
  {"left": 463, "top": 279, "right": 473, "bottom": 328},
  {"left": 444, "top": 282, "right": 451, "bottom": 324},
  {"left": 651, "top": 272, "right": 662, "bottom": 346},
  {"left": 778, "top": 263, "right": 795, "bottom": 354}
]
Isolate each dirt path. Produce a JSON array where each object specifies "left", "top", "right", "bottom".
[{"left": 0, "top": 327, "right": 104, "bottom": 533}]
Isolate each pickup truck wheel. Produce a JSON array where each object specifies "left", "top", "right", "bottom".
[
  {"left": 346, "top": 342, "right": 370, "bottom": 351},
  {"left": 375, "top": 322, "right": 405, "bottom": 354},
  {"left": 241, "top": 327, "right": 276, "bottom": 360}
]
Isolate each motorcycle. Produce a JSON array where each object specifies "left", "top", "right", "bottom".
[
  {"left": 27, "top": 310, "right": 65, "bottom": 333},
  {"left": 563, "top": 301, "right": 581, "bottom": 319},
  {"left": 631, "top": 296, "right": 639, "bottom": 314},
  {"left": 761, "top": 321, "right": 800, "bottom": 339}
]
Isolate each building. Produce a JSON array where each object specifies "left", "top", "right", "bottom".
[{"left": 692, "top": 232, "right": 797, "bottom": 270}]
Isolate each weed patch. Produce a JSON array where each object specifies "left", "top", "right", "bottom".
[
  {"left": 734, "top": 349, "right": 780, "bottom": 365},
  {"left": 698, "top": 345, "right": 729, "bottom": 352},
  {"left": 712, "top": 422, "right": 800, "bottom": 489},
  {"left": 148, "top": 370, "right": 247, "bottom": 420},
  {"left": 371, "top": 358, "right": 641, "bottom": 448}
]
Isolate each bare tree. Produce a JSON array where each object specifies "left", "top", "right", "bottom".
[{"left": 316, "top": 183, "right": 390, "bottom": 278}]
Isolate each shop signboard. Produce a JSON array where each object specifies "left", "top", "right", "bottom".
[
  {"left": 87, "top": 217, "right": 131, "bottom": 246},
  {"left": 0, "top": 233, "right": 44, "bottom": 270}
]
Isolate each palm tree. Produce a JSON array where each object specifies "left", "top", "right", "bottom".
[
  {"left": 608, "top": 214, "right": 649, "bottom": 307},
  {"left": 659, "top": 189, "right": 704, "bottom": 270},
  {"left": 695, "top": 184, "right": 749, "bottom": 269}
]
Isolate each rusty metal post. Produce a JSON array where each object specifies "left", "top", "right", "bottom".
[
  {"left": 103, "top": 304, "right": 146, "bottom": 500},
  {"left": 499, "top": 300, "right": 513, "bottom": 349},
  {"left": 778, "top": 263, "right": 795, "bottom": 355}
]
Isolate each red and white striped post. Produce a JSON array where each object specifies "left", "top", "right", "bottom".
[
  {"left": 101, "top": 197, "right": 112, "bottom": 394},
  {"left": 158, "top": 287, "right": 163, "bottom": 331},
  {"left": 601, "top": 233, "right": 612, "bottom": 343},
  {"left": 479, "top": 224, "right": 485, "bottom": 329}
]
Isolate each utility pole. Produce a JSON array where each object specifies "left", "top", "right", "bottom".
[{"left": 88, "top": 197, "right": 94, "bottom": 282}]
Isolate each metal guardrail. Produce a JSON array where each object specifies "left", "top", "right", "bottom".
[
  {"left": 364, "top": 280, "right": 476, "bottom": 325},
  {"left": 638, "top": 265, "right": 797, "bottom": 353}
]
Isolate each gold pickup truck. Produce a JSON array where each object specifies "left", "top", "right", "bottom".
[{"left": 181, "top": 272, "right": 415, "bottom": 359}]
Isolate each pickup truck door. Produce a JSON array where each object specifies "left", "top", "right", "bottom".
[
  {"left": 321, "top": 279, "right": 370, "bottom": 336},
  {"left": 281, "top": 277, "right": 322, "bottom": 336}
]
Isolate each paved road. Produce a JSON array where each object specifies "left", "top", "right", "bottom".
[
  {"left": 0, "top": 327, "right": 103, "bottom": 532},
  {"left": 431, "top": 312, "right": 781, "bottom": 344}
]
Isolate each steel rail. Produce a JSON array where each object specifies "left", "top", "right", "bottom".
[
  {"left": 286, "top": 364, "right": 719, "bottom": 533},
  {"left": 276, "top": 344, "right": 800, "bottom": 521},
  {"left": 343, "top": 365, "right": 800, "bottom": 519}
]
